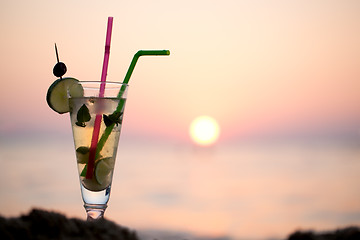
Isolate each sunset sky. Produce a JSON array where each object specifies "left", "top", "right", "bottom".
[
  {"left": 0, "top": 0, "right": 360, "bottom": 239},
  {"left": 0, "top": 0, "right": 359, "bottom": 141}
]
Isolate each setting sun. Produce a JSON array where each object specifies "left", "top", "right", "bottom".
[{"left": 189, "top": 116, "right": 220, "bottom": 146}]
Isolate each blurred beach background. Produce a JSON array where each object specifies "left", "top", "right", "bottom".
[{"left": 1, "top": 0, "right": 360, "bottom": 239}]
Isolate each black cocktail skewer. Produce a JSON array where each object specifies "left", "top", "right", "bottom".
[{"left": 53, "top": 43, "right": 67, "bottom": 79}]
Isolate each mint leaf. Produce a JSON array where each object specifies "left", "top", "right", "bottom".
[
  {"left": 103, "top": 111, "right": 123, "bottom": 127},
  {"left": 76, "top": 146, "right": 89, "bottom": 154},
  {"left": 76, "top": 104, "right": 91, "bottom": 127},
  {"left": 76, "top": 122, "right": 86, "bottom": 127},
  {"left": 103, "top": 114, "right": 112, "bottom": 127}
]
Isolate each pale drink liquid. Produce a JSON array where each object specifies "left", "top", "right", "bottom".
[{"left": 69, "top": 97, "right": 126, "bottom": 205}]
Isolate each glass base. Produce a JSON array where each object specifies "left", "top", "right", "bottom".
[
  {"left": 84, "top": 203, "right": 107, "bottom": 221},
  {"left": 80, "top": 183, "right": 111, "bottom": 205},
  {"left": 80, "top": 181, "right": 112, "bottom": 220}
]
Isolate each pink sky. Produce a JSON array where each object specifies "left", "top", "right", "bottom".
[
  {"left": 1, "top": 0, "right": 360, "bottom": 239},
  {"left": 0, "top": 0, "right": 359, "bottom": 142}
]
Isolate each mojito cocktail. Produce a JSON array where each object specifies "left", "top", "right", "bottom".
[
  {"left": 46, "top": 17, "right": 170, "bottom": 221},
  {"left": 69, "top": 81, "right": 128, "bottom": 219}
]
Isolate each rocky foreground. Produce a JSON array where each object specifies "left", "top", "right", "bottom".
[
  {"left": 0, "top": 209, "right": 359, "bottom": 240},
  {"left": 0, "top": 209, "right": 139, "bottom": 240},
  {"left": 287, "top": 226, "right": 360, "bottom": 240}
]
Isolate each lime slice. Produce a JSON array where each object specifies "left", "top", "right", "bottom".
[
  {"left": 95, "top": 157, "right": 114, "bottom": 185},
  {"left": 81, "top": 157, "right": 114, "bottom": 191},
  {"left": 82, "top": 178, "right": 105, "bottom": 192},
  {"left": 46, "top": 77, "right": 83, "bottom": 114}
]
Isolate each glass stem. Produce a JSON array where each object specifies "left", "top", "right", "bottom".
[{"left": 84, "top": 203, "right": 107, "bottom": 221}]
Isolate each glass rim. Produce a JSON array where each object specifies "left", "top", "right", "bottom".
[
  {"left": 77, "top": 81, "right": 129, "bottom": 87},
  {"left": 68, "top": 80, "right": 129, "bottom": 99}
]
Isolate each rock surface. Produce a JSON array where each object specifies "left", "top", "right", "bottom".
[
  {"left": 287, "top": 226, "right": 360, "bottom": 240},
  {"left": 0, "top": 209, "right": 139, "bottom": 240}
]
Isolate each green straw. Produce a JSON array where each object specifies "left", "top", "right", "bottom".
[
  {"left": 116, "top": 50, "right": 170, "bottom": 105},
  {"left": 96, "top": 50, "right": 170, "bottom": 153}
]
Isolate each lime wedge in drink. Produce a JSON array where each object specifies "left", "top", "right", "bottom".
[
  {"left": 81, "top": 157, "right": 114, "bottom": 191},
  {"left": 95, "top": 157, "right": 114, "bottom": 185},
  {"left": 46, "top": 77, "right": 83, "bottom": 114}
]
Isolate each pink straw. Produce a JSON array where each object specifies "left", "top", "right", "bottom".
[{"left": 86, "top": 17, "right": 113, "bottom": 179}]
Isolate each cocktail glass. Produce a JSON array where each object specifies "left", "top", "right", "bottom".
[{"left": 68, "top": 81, "right": 128, "bottom": 220}]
